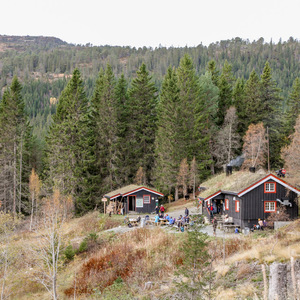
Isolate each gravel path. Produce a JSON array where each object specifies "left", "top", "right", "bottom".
[{"left": 105, "top": 205, "right": 242, "bottom": 238}]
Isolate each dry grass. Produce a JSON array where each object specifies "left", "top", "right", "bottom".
[
  {"left": 236, "top": 263, "right": 254, "bottom": 279},
  {"left": 215, "top": 265, "right": 230, "bottom": 278},
  {"left": 64, "top": 228, "right": 182, "bottom": 297}
]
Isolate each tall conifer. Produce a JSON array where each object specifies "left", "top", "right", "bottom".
[
  {"left": 154, "top": 67, "right": 181, "bottom": 194},
  {"left": 285, "top": 77, "right": 300, "bottom": 137},
  {"left": 176, "top": 54, "right": 200, "bottom": 162},
  {"left": 259, "top": 61, "right": 283, "bottom": 167},
  {"left": 0, "top": 77, "right": 30, "bottom": 215},
  {"left": 46, "top": 69, "right": 95, "bottom": 213},
  {"left": 91, "top": 64, "right": 118, "bottom": 192},
  {"left": 193, "top": 73, "right": 219, "bottom": 178},
  {"left": 126, "top": 63, "right": 157, "bottom": 184}
]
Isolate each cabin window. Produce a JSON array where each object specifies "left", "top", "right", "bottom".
[
  {"left": 235, "top": 200, "right": 240, "bottom": 212},
  {"left": 143, "top": 195, "right": 150, "bottom": 204},
  {"left": 225, "top": 198, "right": 229, "bottom": 210},
  {"left": 264, "top": 201, "right": 276, "bottom": 212},
  {"left": 264, "top": 182, "right": 276, "bottom": 193}
]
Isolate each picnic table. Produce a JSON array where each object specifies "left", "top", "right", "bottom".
[
  {"left": 223, "top": 224, "right": 240, "bottom": 233},
  {"left": 159, "top": 219, "right": 169, "bottom": 226},
  {"left": 124, "top": 217, "right": 140, "bottom": 227}
]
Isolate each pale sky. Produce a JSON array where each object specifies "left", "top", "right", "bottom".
[{"left": 1, "top": 0, "right": 299, "bottom": 48}]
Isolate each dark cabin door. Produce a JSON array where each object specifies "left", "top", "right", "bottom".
[{"left": 128, "top": 196, "right": 136, "bottom": 211}]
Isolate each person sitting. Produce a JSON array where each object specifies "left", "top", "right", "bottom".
[
  {"left": 177, "top": 215, "right": 183, "bottom": 229},
  {"left": 165, "top": 214, "right": 170, "bottom": 221},
  {"left": 258, "top": 218, "right": 264, "bottom": 230},
  {"left": 155, "top": 214, "right": 160, "bottom": 225},
  {"left": 234, "top": 227, "right": 239, "bottom": 234},
  {"left": 185, "top": 215, "right": 190, "bottom": 224},
  {"left": 169, "top": 217, "right": 174, "bottom": 225},
  {"left": 224, "top": 214, "right": 229, "bottom": 223}
]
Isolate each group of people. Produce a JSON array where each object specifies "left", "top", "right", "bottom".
[
  {"left": 155, "top": 204, "right": 165, "bottom": 217},
  {"left": 154, "top": 206, "right": 190, "bottom": 232},
  {"left": 252, "top": 218, "right": 267, "bottom": 231},
  {"left": 276, "top": 168, "right": 286, "bottom": 178}
]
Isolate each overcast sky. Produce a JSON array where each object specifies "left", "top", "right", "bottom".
[{"left": 1, "top": 0, "right": 299, "bottom": 48}]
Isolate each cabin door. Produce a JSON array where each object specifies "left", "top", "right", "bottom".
[{"left": 128, "top": 196, "right": 136, "bottom": 211}]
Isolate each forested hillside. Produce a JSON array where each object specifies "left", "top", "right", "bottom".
[{"left": 0, "top": 35, "right": 300, "bottom": 216}]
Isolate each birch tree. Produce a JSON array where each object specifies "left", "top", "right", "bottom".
[
  {"left": 30, "top": 190, "right": 69, "bottom": 300},
  {"left": 213, "top": 106, "right": 240, "bottom": 168},
  {"left": 29, "top": 169, "right": 41, "bottom": 231},
  {"left": 242, "top": 123, "right": 267, "bottom": 169}
]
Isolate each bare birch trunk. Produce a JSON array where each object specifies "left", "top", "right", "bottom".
[
  {"left": 13, "top": 139, "right": 17, "bottom": 217},
  {"left": 175, "top": 186, "right": 179, "bottom": 201},
  {"left": 18, "top": 133, "right": 23, "bottom": 213}
]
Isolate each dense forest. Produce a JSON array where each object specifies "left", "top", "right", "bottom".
[{"left": 0, "top": 35, "right": 300, "bottom": 215}]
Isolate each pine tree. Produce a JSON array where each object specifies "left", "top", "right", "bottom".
[
  {"left": 126, "top": 63, "right": 158, "bottom": 184},
  {"left": 45, "top": 69, "right": 95, "bottom": 214}
]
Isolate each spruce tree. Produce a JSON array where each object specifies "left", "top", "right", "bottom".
[
  {"left": 176, "top": 54, "right": 200, "bottom": 162},
  {"left": 154, "top": 67, "right": 181, "bottom": 194},
  {"left": 45, "top": 69, "right": 95, "bottom": 214},
  {"left": 114, "top": 74, "right": 129, "bottom": 186},
  {"left": 126, "top": 63, "right": 157, "bottom": 184},
  {"left": 91, "top": 64, "right": 118, "bottom": 193},
  {"left": 285, "top": 77, "right": 300, "bottom": 137},
  {"left": 0, "top": 77, "right": 30, "bottom": 215},
  {"left": 259, "top": 61, "right": 283, "bottom": 167},
  {"left": 216, "top": 61, "right": 235, "bottom": 126},
  {"left": 243, "top": 70, "right": 262, "bottom": 127},
  {"left": 232, "top": 78, "right": 246, "bottom": 137},
  {"left": 193, "top": 73, "right": 219, "bottom": 178},
  {"left": 206, "top": 60, "right": 219, "bottom": 86}
]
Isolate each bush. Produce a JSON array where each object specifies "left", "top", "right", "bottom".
[
  {"left": 64, "top": 245, "right": 75, "bottom": 261},
  {"left": 87, "top": 232, "right": 98, "bottom": 242},
  {"left": 78, "top": 240, "right": 88, "bottom": 253}
]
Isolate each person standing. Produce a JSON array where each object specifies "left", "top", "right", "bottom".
[
  {"left": 185, "top": 207, "right": 189, "bottom": 216},
  {"left": 155, "top": 205, "right": 159, "bottom": 215},
  {"left": 160, "top": 204, "right": 165, "bottom": 217}
]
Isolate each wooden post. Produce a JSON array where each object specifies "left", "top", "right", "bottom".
[{"left": 102, "top": 197, "right": 108, "bottom": 214}]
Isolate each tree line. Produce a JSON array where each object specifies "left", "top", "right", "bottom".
[{"left": 0, "top": 54, "right": 300, "bottom": 215}]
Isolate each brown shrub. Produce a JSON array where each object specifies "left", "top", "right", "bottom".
[
  {"left": 236, "top": 263, "right": 253, "bottom": 280},
  {"left": 266, "top": 206, "right": 290, "bottom": 228},
  {"left": 102, "top": 217, "right": 123, "bottom": 230},
  {"left": 77, "top": 212, "right": 101, "bottom": 233},
  {"left": 64, "top": 228, "right": 181, "bottom": 297},
  {"left": 211, "top": 238, "right": 251, "bottom": 261}
]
